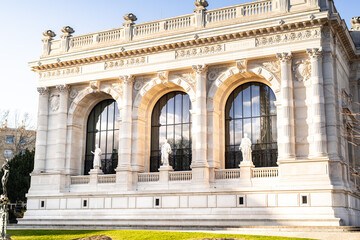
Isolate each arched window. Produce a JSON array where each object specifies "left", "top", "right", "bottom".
[
  {"left": 85, "top": 99, "right": 119, "bottom": 174},
  {"left": 150, "top": 91, "right": 192, "bottom": 172},
  {"left": 225, "top": 82, "right": 277, "bottom": 168}
]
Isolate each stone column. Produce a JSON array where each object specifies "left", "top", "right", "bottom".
[
  {"left": 191, "top": 65, "right": 209, "bottom": 187},
  {"left": 307, "top": 48, "right": 328, "bottom": 158},
  {"left": 55, "top": 85, "right": 69, "bottom": 173},
  {"left": 116, "top": 75, "right": 134, "bottom": 190},
  {"left": 33, "top": 87, "right": 49, "bottom": 174},
  {"left": 276, "top": 53, "right": 296, "bottom": 160}
]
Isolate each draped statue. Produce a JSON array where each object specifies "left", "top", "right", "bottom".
[
  {"left": 161, "top": 139, "right": 172, "bottom": 167},
  {"left": 91, "top": 144, "right": 102, "bottom": 169},
  {"left": 239, "top": 133, "right": 252, "bottom": 164}
]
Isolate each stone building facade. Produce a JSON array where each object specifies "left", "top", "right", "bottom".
[{"left": 21, "top": 0, "right": 360, "bottom": 227}]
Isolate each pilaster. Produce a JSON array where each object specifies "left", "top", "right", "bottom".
[
  {"left": 276, "top": 52, "right": 296, "bottom": 161},
  {"left": 307, "top": 48, "right": 328, "bottom": 159},
  {"left": 191, "top": 64, "right": 209, "bottom": 187},
  {"left": 116, "top": 75, "right": 134, "bottom": 190},
  {"left": 33, "top": 87, "right": 49, "bottom": 174},
  {"left": 55, "top": 84, "right": 69, "bottom": 173}
]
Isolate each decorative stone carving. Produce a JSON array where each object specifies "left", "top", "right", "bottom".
[
  {"left": 293, "top": 60, "right": 311, "bottom": 82},
  {"left": 56, "top": 84, "right": 70, "bottom": 93},
  {"left": 175, "top": 72, "right": 196, "bottom": 89},
  {"left": 60, "top": 26, "right": 74, "bottom": 38},
  {"left": 239, "top": 133, "right": 253, "bottom": 165},
  {"left": 37, "top": 87, "right": 49, "bottom": 96},
  {"left": 104, "top": 56, "right": 147, "bottom": 70},
  {"left": 262, "top": 61, "right": 281, "bottom": 80},
  {"left": 69, "top": 88, "right": 78, "bottom": 99},
  {"left": 123, "top": 13, "right": 137, "bottom": 26},
  {"left": 161, "top": 139, "right": 172, "bottom": 167},
  {"left": 120, "top": 75, "right": 135, "bottom": 85},
  {"left": 134, "top": 80, "right": 145, "bottom": 91},
  {"left": 91, "top": 144, "right": 102, "bottom": 170},
  {"left": 49, "top": 94, "right": 60, "bottom": 112},
  {"left": 111, "top": 83, "right": 123, "bottom": 95},
  {"left": 306, "top": 48, "right": 322, "bottom": 60},
  {"left": 158, "top": 71, "right": 169, "bottom": 83},
  {"left": 236, "top": 59, "right": 247, "bottom": 73},
  {"left": 351, "top": 17, "right": 360, "bottom": 31},
  {"left": 276, "top": 52, "right": 292, "bottom": 63},
  {"left": 175, "top": 44, "right": 224, "bottom": 59},
  {"left": 42, "top": 30, "right": 56, "bottom": 40},
  {"left": 207, "top": 66, "right": 228, "bottom": 82},
  {"left": 39, "top": 66, "right": 81, "bottom": 79},
  {"left": 90, "top": 81, "right": 100, "bottom": 92},
  {"left": 255, "top": 29, "right": 321, "bottom": 47},
  {"left": 194, "top": 0, "right": 208, "bottom": 11},
  {"left": 192, "top": 64, "right": 208, "bottom": 75}
]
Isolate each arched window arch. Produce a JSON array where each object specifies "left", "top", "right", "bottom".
[
  {"left": 225, "top": 82, "right": 277, "bottom": 168},
  {"left": 150, "top": 91, "right": 192, "bottom": 172},
  {"left": 85, "top": 99, "right": 119, "bottom": 174}
]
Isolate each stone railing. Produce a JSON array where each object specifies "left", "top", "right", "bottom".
[
  {"left": 215, "top": 169, "right": 241, "bottom": 179},
  {"left": 98, "top": 174, "right": 116, "bottom": 184},
  {"left": 71, "top": 176, "right": 90, "bottom": 185},
  {"left": 169, "top": 171, "right": 192, "bottom": 181},
  {"left": 252, "top": 167, "right": 279, "bottom": 178},
  {"left": 138, "top": 172, "right": 160, "bottom": 182},
  {"left": 42, "top": 0, "right": 280, "bottom": 56}
]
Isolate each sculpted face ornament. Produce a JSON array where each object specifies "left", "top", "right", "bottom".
[{"left": 293, "top": 60, "right": 311, "bottom": 82}]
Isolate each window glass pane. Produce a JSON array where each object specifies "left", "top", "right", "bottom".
[
  {"left": 100, "top": 131, "right": 107, "bottom": 153},
  {"left": 234, "top": 119, "right": 243, "bottom": 146},
  {"left": 107, "top": 102, "right": 114, "bottom": 130},
  {"left": 252, "top": 85, "right": 260, "bottom": 117},
  {"left": 225, "top": 94, "right": 233, "bottom": 120},
  {"left": 182, "top": 124, "right": 190, "bottom": 148},
  {"left": 243, "top": 85, "right": 251, "bottom": 118},
  {"left": 159, "top": 126, "right": 166, "bottom": 146},
  {"left": 244, "top": 118, "right": 252, "bottom": 142},
  {"left": 270, "top": 91, "right": 276, "bottom": 115},
  {"left": 167, "top": 92, "right": 175, "bottom": 125},
  {"left": 271, "top": 116, "right": 277, "bottom": 143},
  {"left": 252, "top": 117, "right": 261, "bottom": 144},
  {"left": 106, "top": 131, "right": 114, "bottom": 154},
  {"left": 175, "top": 94, "right": 182, "bottom": 124},
  {"left": 175, "top": 125, "right": 182, "bottom": 149},
  {"left": 229, "top": 121, "right": 234, "bottom": 146},
  {"left": 234, "top": 89, "right": 242, "bottom": 119},
  {"left": 183, "top": 94, "right": 190, "bottom": 123},
  {"left": 167, "top": 126, "right": 174, "bottom": 144},
  {"left": 114, "top": 105, "right": 120, "bottom": 130},
  {"left": 159, "top": 97, "right": 167, "bottom": 125}
]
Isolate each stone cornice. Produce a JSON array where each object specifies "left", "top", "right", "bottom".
[{"left": 32, "top": 18, "right": 327, "bottom": 72}]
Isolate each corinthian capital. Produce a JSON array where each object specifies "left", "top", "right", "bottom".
[
  {"left": 56, "top": 84, "right": 70, "bottom": 93},
  {"left": 192, "top": 64, "right": 208, "bottom": 75},
  {"left": 37, "top": 87, "right": 49, "bottom": 96},
  {"left": 307, "top": 48, "right": 323, "bottom": 60},
  {"left": 120, "top": 75, "right": 135, "bottom": 86},
  {"left": 276, "top": 52, "right": 292, "bottom": 63}
]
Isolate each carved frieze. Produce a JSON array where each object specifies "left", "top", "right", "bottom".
[
  {"left": 49, "top": 94, "right": 60, "bottom": 112},
  {"left": 175, "top": 44, "right": 225, "bottom": 59},
  {"left": 255, "top": 29, "right": 321, "bottom": 47},
  {"left": 293, "top": 60, "right": 311, "bottom": 82},
  {"left": 39, "top": 66, "right": 81, "bottom": 79},
  {"left": 104, "top": 56, "right": 147, "bottom": 70}
]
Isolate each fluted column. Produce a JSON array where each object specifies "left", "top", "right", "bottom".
[
  {"left": 307, "top": 48, "right": 328, "bottom": 158},
  {"left": 55, "top": 85, "right": 69, "bottom": 173},
  {"left": 276, "top": 52, "right": 296, "bottom": 160},
  {"left": 116, "top": 75, "right": 134, "bottom": 190},
  {"left": 191, "top": 65, "right": 209, "bottom": 187},
  {"left": 33, "top": 87, "right": 49, "bottom": 174}
]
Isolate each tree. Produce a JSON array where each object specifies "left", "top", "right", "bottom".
[{"left": 0, "top": 150, "right": 34, "bottom": 202}]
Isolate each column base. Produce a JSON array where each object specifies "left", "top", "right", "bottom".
[
  {"left": 191, "top": 166, "right": 210, "bottom": 188},
  {"left": 239, "top": 162, "right": 254, "bottom": 186},
  {"left": 116, "top": 169, "right": 133, "bottom": 191}
]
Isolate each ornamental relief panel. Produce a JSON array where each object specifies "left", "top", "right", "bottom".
[
  {"left": 104, "top": 56, "right": 147, "bottom": 70},
  {"left": 174, "top": 72, "right": 196, "bottom": 89},
  {"left": 207, "top": 66, "right": 229, "bottom": 82},
  {"left": 261, "top": 61, "right": 280, "bottom": 81},
  {"left": 175, "top": 44, "right": 225, "bottom": 59},
  {"left": 39, "top": 66, "right": 81, "bottom": 79},
  {"left": 293, "top": 59, "right": 311, "bottom": 82},
  {"left": 49, "top": 94, "right": 60, "bottom": 112},
  {"left": 255, "top": 29, "right": 321, "bottom": 47}
]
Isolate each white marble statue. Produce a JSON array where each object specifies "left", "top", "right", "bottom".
[
  {"left": 239, "top": 133, "right": 252, "bottom": 163},
  {"left": 91, "top": 144, "right": 102, "bottom": 169},
  {"left": 161, "top": 139, "right": 172, "bottom": 166}
]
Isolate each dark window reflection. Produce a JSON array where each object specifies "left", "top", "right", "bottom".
[
  {"left": 150, "top": 91, "right": 192, "bottom": 172},
  {"left": 225, "top": 82, "right": 278, "bottom": 168},
  {"left": 84, "top": 99, "right": 119, "bottom": 174}
]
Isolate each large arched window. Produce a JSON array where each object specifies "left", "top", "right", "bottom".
[
  {"left": 85, "top": 99, "right": 119, "bottom": 174},
  {"left": 225, "top": 82, "right": 277, "bottom": 168},
  {"left": 150, "top": 91, "right": 192, "bottom": 172}
]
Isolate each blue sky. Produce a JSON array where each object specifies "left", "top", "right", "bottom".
[{"left": 0, "top": 0, "right": 358, "bottom": 126}]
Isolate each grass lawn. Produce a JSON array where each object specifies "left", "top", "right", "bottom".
[{"left": 7, "top": 229, "right": 315, "bottom": 240}]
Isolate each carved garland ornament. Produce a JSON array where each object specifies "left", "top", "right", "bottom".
[
  {"left": 175, "top": 44, "right": 224, "bottom": 59},
  {"left": 255, "top": 29, "right": 321, "bottom": 47}
]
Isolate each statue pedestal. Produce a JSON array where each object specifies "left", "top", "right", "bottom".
[
  {"left": 239, "top": 161, "right": 254, "bottom": 186},
  {"left": 159, "top": 165, "right": 173, "bottom": 183},
  {"left": 89, "top": 168, "right": 103, "bottom": 185}
]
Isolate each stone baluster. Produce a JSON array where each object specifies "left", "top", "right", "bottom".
[
  {"left": 42, "top": 30, "right": 55, "bottom": 56},
  {"left": 307, "top": 48, "right": 328, "bottom": 158},
  {"left": 191, "top": 65, "right": 209, "bottom": 186},
  {"left": 123, "top": 14, "right": 137, "bottom": 41},
  {"left": 194, "top": 0, "right": 208, "bottom": 28},
  {"left": 276, "top": 52, "right": 296, "bottom": 160},
  {"left": 116, "top": 75, "right": 134, "bottom": 189},
  {"left": 33, "top": 87, "right": 49, "bottom": 174},
  {"left": 60, "top": 26, "right": 74, "bottom": 52},
  {"left": 54, "top": 85, "right": 69, "bottom": 173}
]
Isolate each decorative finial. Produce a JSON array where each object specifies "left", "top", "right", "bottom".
[
  {"left": 42, "top": 30, "right": 56, "bottom": 39},
  {"left": 351, "top": 17, "right": 360, "bottom": 31},
  {"left": 61, "top": 26, "right": 75, "bottom": 38},
  {"left": 123, "top": 13, "right": 137, "bottom": 26},
  {"left": 194, "top": 0, "right": 209, "bottom": 10}
]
